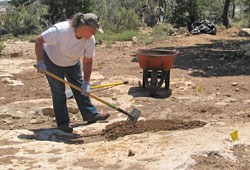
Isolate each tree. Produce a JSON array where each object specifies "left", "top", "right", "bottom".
[
  {"left": 42, "top": 0, "right": 94, "bottom": 25},
  {"left": 222, "top": 0, "right": 231, "bottom": 28},
  {"left": 8, "top": 0, "right": 36, "bottom": 7},
  {"left": 93, "top": 0, "right": 141, "bottom": 31}
]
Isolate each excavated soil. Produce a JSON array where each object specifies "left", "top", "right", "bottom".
[{"left": 102, "top": 120, "right": 206, "bottom": 140}]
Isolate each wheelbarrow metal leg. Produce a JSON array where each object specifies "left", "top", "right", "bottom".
[{"left": 165, "top": 70, "right": 170, "bottom": 89}]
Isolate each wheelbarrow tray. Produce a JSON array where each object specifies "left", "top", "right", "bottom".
[{"left": 136, "top": 49, "right": 178, "bottom": 71}]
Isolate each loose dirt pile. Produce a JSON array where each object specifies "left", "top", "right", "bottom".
[{"left": 103, "top": 120, "right": 206, "bottom": 140}]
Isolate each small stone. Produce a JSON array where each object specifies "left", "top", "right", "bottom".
[
  {"left": 128, "top": 149, "right": 135, "bottom": 157},
  {"left": 68, "top": 107, "right": 79, "bottom": 114},
  {"left": 243, "top": 100, "right": 250, "bottom": 104},
  {"left": 30, "top": 119, "right": 37, "bottom": 124},
  {"left": 200, "top": 109, "right": 207, "bottom": 113},
  {"left": 232, "top": 82, "right": 238, "bottom": 86},
  {"left": 0, "top": 97, "right": 5, "bottom": 101},
  {"left": 224, "top": 98, "right": 236, "bottom": 103},
  {"left": 10, "top": 52, "right": 19, "bottom": 58},
  {"left": 36, "top": 107, "right": 54, "bottom": 117},
  {"left": 214, "top": 102, "right": 228, "bottom": 106},
  {"left": 132, "top": 36, "right": 137, "bottom": 45}
]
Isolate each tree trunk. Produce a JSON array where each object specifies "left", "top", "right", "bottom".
[
  {"left": 231, "top": 0, "right": 236, "bottom": 19},
  {"left": 222, "top": 0, "right": 231, "bottom": 28}
]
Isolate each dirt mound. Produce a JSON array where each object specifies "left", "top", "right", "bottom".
[{"left": 102, "top": 119, "right": 206, "bottom": 140}]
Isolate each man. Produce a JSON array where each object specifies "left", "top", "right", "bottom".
[{"left": 35, "top": 13, "right": 110, "bottom": 133}]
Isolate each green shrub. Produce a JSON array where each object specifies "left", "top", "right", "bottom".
[
  {"left": 1, "top": 1, "right": 47, "bottom": 36},
  {"left": 96, "top": 30, "right": 137, "bottom": 42},
  {"left": 153, "top": 23, "right": 175, "bottom": 37},
  {"left": 18, "top": 35, "right": 37, "bottom": 42}
]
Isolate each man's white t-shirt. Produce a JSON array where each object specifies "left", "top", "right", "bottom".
[{"left": 42, "top": 21, "right": 96, "bottom": 67}]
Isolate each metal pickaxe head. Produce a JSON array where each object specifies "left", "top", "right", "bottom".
[{"left": 127, "top": 108, "right": 141, "bottom": 126}]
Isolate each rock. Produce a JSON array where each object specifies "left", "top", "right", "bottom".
[
  {"left": 36, "top": 107, "right": 54, "bottom": 117},
  {"left": 68, "top": 107, "right": 79, "bottom": 114},
  {"left": 239, "top": 28, "right": 250, "bottom": 37},
  {"left": 214, "top": 102, "right": 228, "bottom": 106},
  {"left": 232, "top": 82, "right": 238, "bottom": 86},
  {"left": 10, "top": 52, "right": 19, "bottom": 58},
  {"left": 243, "top": 100, "right": 250, "bottom": 104},
  {"left": 132, "top": 36, "right": 137, "bottom": 45},
  {"left": 0, "top": 97, "right": 5, "bottom": 101},
  {"left": 29, "top": 119, "right": 37, "bottom": 124},
  {"left": 223, "top": 98, "right": 237, "bottom": 103},
  {"left": 128, "top": 149, "right": 135, "bottom": 157},
  {"left": 15, "top": 111, "right": 26, "bottom": 117},
  {"left": 234, "top": 111, "right": 245, "bottom": 116}
]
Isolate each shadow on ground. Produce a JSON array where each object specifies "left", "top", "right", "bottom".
[
  {"left": 17, "top": 119, "right": 206, "bottom": 144},
  {"left": 128, "top": 86, "right": 172, "bottom": 98},
  {"left": 18, "top": 128, "right": 85, "bottom": 144},
  {"left": 155, "top": 39, "right": 250, "bottom": 77}
]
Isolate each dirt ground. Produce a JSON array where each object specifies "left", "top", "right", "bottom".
[{"left": 0, "top": 27, "right": 250, "bottom": 169}]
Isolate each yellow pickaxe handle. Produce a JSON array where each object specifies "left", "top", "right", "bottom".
[
  {"left": 43, "top": 70, "right": 120, "bottom": 109},
  {"left": 91, "top": 81, "right": 128, "bottom": 89},
  {"left": 34, "top": 65, "right": 141, "bottom": 126},
  {"left": 34, "top": 65, "right": 140, "bottom": 126}
]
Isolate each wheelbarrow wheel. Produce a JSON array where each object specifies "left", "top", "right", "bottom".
[{"left": 165, "top": 70, "right": 170, "bottom": 89}]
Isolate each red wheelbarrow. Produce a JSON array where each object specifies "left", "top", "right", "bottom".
[{"left": 136, "top": 48, "right": 179, "bottom": 96}]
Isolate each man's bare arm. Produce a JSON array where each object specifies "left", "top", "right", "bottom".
[{"left": 82, "top": 56, "right": 93, "bottom": 82}]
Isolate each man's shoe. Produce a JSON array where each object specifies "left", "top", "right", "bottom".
[
  {"left": 88, "top": 113, "right": 110, "bottom": 124},
  {"left": 58, "top": 125, "right": 73, "bottom": 133}
]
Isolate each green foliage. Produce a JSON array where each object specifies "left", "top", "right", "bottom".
[
  {"left": 96, "top": 30, "right": 137, "bottom": 42},
  {"left": 94, "top": 0, "right": 141, "bottom": 32},
  {"left": 170, "top": 0, "right": 189, "bottom": 27},
  {"left": 1, "top": 0, "right": 249, "bottom": 37},
  {"left": 8, "top": 0, "right": 36, "bottom": 7},
  {"left": 241, "top": 0, "right": 250, "bottom": 27},
  {"left": 153, "top": 23, "right": 175, "bottom": 37},
  {"left": 18, "top": 34, "right": 37, "bottom": 42},
  {"left": 138, "top": 35, "right": 155, "bottom": 45},
  {"left": 170, "top": 0, "right": 225, "bottom": 27},
  {"left": 1, "top": 1, "right": 48, "bottom": 36},
  {"left": 42, "top": 0, "right": 94, "bottom": 24}
]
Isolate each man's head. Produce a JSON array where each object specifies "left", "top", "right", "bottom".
[
  {"left": 70, "top": 12, "right": 104, "bottom": 33},
  {"left": 81, "top": 13, "right": 104, "bottom": 33}
]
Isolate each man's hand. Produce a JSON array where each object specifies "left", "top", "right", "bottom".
[
  {"left": 37, "top": 61, "right": 46, "bottom": 74},
  {"left": 81, "top": 81, "right": 90, "bottom": 96}
]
